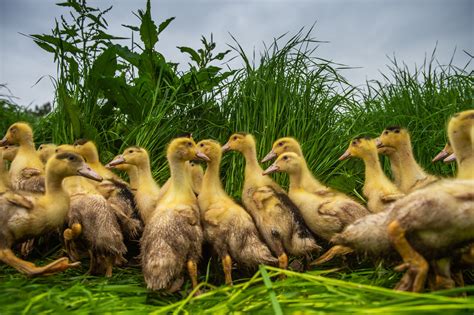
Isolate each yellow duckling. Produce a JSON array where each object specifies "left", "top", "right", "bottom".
[
  {"left": 223, "top": 133, "right": 320, "bottom": 271},
  {"left": 376, "top": 127, "right": 438, "bottom": 193},
  {"left": 37, "top": 143, "right": 57, "bottom": 165},
  {"left": 197, "top": 139, "right": 277, "bottom": 285},
  {"left": 339, "top": 137, "right": 405, "bottom": 213},
  {"left": 263, "top": 152, "right": 371, "bottom": 242},
  {"left": 140, "top": 137, "right": 208, "bottom": 292},
  {"left": 386, "top": 110, "right": 474, "bottom": 292},
  {"left": 107, "top": 146, "right": 161, "bottom": 224},
  {"left": 0, "top": 152, "right": 102, "bottom": 275},
  {"left": 106, "top": 156, "right": 139, "bottom": 192},
  {"left": 0, "top": 122, "right": 45, "bottom": 193}
]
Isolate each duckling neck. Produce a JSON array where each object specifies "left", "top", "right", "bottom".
[
  {"left": 457, "top": 155, "right": 474, "bottom": 180},
  {"left": 288, "top": 161, "right": 324, "bottom": 191},
  {"left": 201, "top": 158, "right": 224, "bottom": 195},
  {"left": 169, "top": 158, "right": 194, "bottom": 197},
  {"left": 17, "top": 140, "right": 37, "bottom": 156},
  {"left": 361, "top": 152, "right": 390, "bottom": 190},
  {"left": 135, "top": 160, "right": 158, "bottom": 190},
  {"left": 127, "top": 167, "right": 139, "bottom": 190},
  {"left": 0, "top": 160, "right": 7, "bottom": 192},
  {"left": 391, "top": 144, "right": 428, "bottom": 187},
  {"left": 241, "top": 145, "right": 263, "bottom": 180}
]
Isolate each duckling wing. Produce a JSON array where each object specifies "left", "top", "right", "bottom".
[
  {"left": 16, "top": 168, "right": 45, "bottom": 193},
  {"left": 381, "top": 193, "right": 405, "bottom": 203},
  {"left": 4, "top": 192, "right": 34, "bottom": 210}
]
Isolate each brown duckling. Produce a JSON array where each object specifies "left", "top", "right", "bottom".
[
  {"left": 222, "top": 133, "right": 320, "bottom": 271},
  {"left": 107, "top": 146, "right": 161, "bottom": 224},
  {"left": 432, "top": 142, "right": 453, "bottom": 163},
  {"left": 197, "top": 139, "right": 277, "bottom": 285},
  {"left": 339, "top": 137, "right": 405, "bottom": 213},
  {"left": 37, "top": 143, "right": 57, "bottom": 164},
  {"left": 386, "top": 110, "right": 474, "bottom": 292},
  {"left": 0, "top": 122, "right": 45, "bottom": 193},
  {"left": 55, "top": 145, "right": 128, "bottom": 277},
  {"left": 0, "top": 152, "right": 102, "bottom": 275},
  {"left": 140, "top": 137, "right": 207, "bottom": 292},
  {"left": 263, "top": 152, "right": 371, "bottom": 242},
  {"left": 0, "top": 145, "right": 19, "bottom": 192},
  {"left": 376, "top": 127, "right": 438, "bottom": 193}
]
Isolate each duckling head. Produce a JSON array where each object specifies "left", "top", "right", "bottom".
[
  {"left": 73, "top": 139, "right": 99, "bottom": 163},
  {"left": 0, "top": 122, "right": 34, "bottom": 146},
  {"left": 263, "top": 152, "right": 302, "bottom": 175},
  {"left": 37, "top": 143, "right": 57, "bottom": 164},
  {"left": 432, "top": 142, "right": 453, "bottom": 163},
  {"left": 55, "top": 144, "right": 76, "bottom": 154},
  {"left": 106, "top": 146, "right": 150, "bottom": 168},
  {"left": 167, "top": 137, "right": 210, "bottom": 162},
  {"left": 46, "top": 152, "right": 102, "bottom": 182},
  {"left": 376, "top": 126, "right": 410, "bottom": 155},
  {"left": 1, "top": 145, "right": 19, "bottom": 162},
  {"left": 261, "top": 137, "right": 303, "bottom": 163},
  {"left": 222, "top": 132, "right": 255, "bottom": 153},
  {"left": 447, "top": 109, "right": 474, "bottom": 165},
  {"left": 196, "top": 139, "right": 222, "bottom": 163},
  {"left": 339, "top": 136, "right": 377, "bottom": 161}
]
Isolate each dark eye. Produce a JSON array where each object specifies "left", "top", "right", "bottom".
[
  {"left": 200, "top": 143, "right": 204, "bottom": 147},
  {"left": 55, "top": 149, "right": 59, "bottom": 153},
  {"left": 233, "top": 136, "right": 238, "bottom": 140},
  {"left": 68, "top": 156, "right": 75, "bottom": 161},
  {"left": 187, "top": 142, "right": 192, "bottom": 147},
  {"left": 128, "top": 150, "right": 133, "bottom": 154},
  {"left": 384, "top": 131, "right": 388, "bottom": 135},
  {"left": 283, "top": 156, "right": 288, "bottom": 160},
  {"left": 278, "top": 142, "right": 283, "bottom": 146},
  {"left": 352, "top": 141, "right": 357, "bottom": 145},
  {"left": 394, "top": 129, "right": 400, "bottom": 134}
]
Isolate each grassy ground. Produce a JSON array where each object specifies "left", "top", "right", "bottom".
[{"left": 1, "top": 259, "right": 473, "bottom": 314}]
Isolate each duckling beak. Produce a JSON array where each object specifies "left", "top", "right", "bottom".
[
  {"left": 374, "top": 138, "right": 383, "bottom": 148},
  {"left": 262, "top": 164, "right": 279, "bottom": 175},
  {"left": 431, "top": 149, "right": 450, "bottom": 162},
  {"left": 196, "top": 152, "right": 210, "bottom": 162},
  {"left": 338, "top": 150, "right": 351, "bottom": 161},
  {"left": 221, "top": 142, "right": 231, "bottom": 153},
  {"left": 261, "top": 150, "right": 277, "bottom": 163},
  {"left": 77, "top": 164, "right": 103, "bottom": 182},
  {"left": 0, "top": 137, "right": 9, "bottom": 147},
  {"left": 443, "top": 153, "right": 456, "bottom": 163},
  {"left": 106, "top": 155, "right": 126, "bottom": 168}
]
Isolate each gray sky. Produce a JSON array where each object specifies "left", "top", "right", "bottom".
[{"left": 0, "top": 0, "right": 472, "bottom": 107}]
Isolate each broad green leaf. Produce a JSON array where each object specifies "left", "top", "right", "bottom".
[
  {"left": 177, "top": 46, "right": 201, "bottom": 64},
  {"left": 139, "top": 0, "right": 158, "bottom": 50},
  {"left": 157, "top": 17, "right": 175, "bottom": 35}
]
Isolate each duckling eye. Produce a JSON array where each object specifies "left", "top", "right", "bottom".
[
  {"left": 283, "top": 156, "right": 288, "bottom": 161},
  {"left": 187, "top": 142, "right": 192, "bottom": 147},
  {"left": 384, "top": 131, "right": 388, "bottom": 135},
  {"left": 199, "top": 143, "right": 204, "bottom": 147},
  {"left": 68, "top": 156, "right": 75, "bottom": 161},
  {"left": 394, "top": 130, "right": 400, "bottom": 134},
  {"left": 352, "top": 141, "right": 357, "bottom": 145},
  {"left": 128, "top": 150, "right": 133, "bottom": 154},
  {"left": 233, "top": 136, "right": 238, "bottom": 140}
]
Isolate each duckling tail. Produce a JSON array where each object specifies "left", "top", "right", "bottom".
[
  {"left": 233, "top": 230, "right": 278, "bottom": 267},
  {"left": 310, "top": 245, "right": 353, "bottom": 266}
]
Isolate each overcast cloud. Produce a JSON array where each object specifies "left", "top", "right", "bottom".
[{"left": 0, "top": 0, "right": 472, "bottom": 107}]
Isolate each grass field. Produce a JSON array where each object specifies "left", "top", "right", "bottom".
[{"left": 1, "top": 0, "right": 473, "bottom": 314}]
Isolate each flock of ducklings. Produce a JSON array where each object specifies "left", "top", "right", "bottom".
[{"left": 0, "top": 110, "right": 472, "bottom": 294}]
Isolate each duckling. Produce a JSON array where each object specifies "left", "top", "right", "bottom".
[
  {"left": 140, "top": 137, "right": 207, "bottom": 292},
  {"left": 263, "top": 152, "right": 371, "bottom": 242},
  {"left": 0, "top": 152, "right": 102, "bottom": 275},
  {"left": 106, "top": 157, "right": 139, "bottom": 192},
  {"left": 188, "top": 161, "right": 204, "bottom": 195},
  {"left": 432, "top": 142, "right": 453, "bottom": 163},
  {"left": 106, "top": 147, "right": 161, "bottom": 224},
  {"left": 339, "top": 137, "right": 405, "bottom": 213},
  {"left": 376, "top": 127, "right": 438, "bottom": 193},
  {"left": 386, "top": 110, "right": 474, "bottom": 292},
  {"left": 73, "top": 140, "right": 142, "bottom": 241},
  {"left": 197, "top": 139, "right": 277, "bottom": 285},
  {"left": 0, "top": 145, "right": 19, "bottom": 193},
  {"left": 0, "top": 122, "right": 45, "bottom": 193},
  {"left": 222, "top": 133, "right": 320, "bottom": 271},
  {"left": 37, "top": 143, "right": 57, "bottom": 164}
]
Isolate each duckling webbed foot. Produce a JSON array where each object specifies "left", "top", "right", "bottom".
[
  {"left": 0, "top": 249, "right": 80, "bottom": 276},
  {"left": 187, "top": 260, "right": 200, "bottom": 295},
  {"left": 388, "top": 220, "right": 429, "bottom": 292}
]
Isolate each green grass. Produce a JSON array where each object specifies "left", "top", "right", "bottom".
[{"left": 1, "top": 261, "right": 473, "bottom": 314}]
